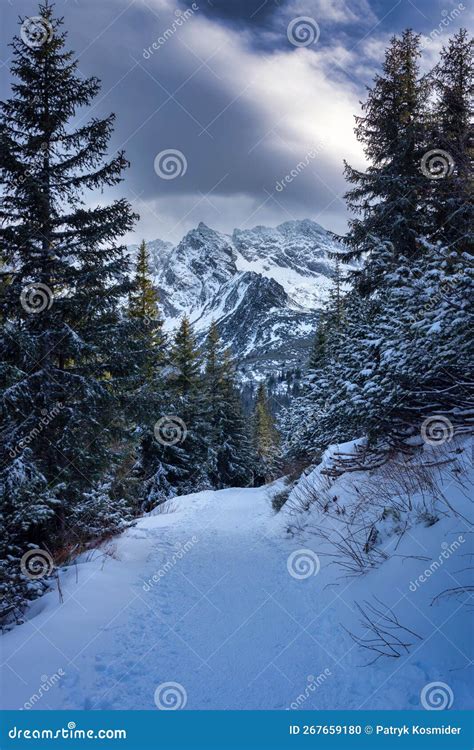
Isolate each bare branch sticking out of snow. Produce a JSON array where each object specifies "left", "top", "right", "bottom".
[{"left": 343, "top": 596, "right": 423, "bottom": 666}]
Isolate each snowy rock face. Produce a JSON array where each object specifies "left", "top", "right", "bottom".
[{"left": 129, "top": 219, "right": 342, "bottom": 378}]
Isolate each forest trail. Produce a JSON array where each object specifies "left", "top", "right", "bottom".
[{"left": 1, "top": 481, "right": 472, "bottom": 710}]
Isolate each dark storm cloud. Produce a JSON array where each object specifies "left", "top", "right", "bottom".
[
  {"left": 179, "top": 0, "right": 285, "bottom": 27},
  {"left": 2, "top": 0, "right": 471, "bottom": 242}
]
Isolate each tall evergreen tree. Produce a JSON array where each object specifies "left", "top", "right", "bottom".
[
  {"left": 430, "top": 29, "right": 473, "bottom": 256},
  {"left": 122, "top": 240, "right": 168, "bottom": 509},
  {"left": 169, "top": 316, "right": 201, "bottom": 401},
  {"left": 202, "top": 322, "right": 251, "bottom": 488},
  {"left": 342, "top": 29, "right": 430, "bottom": 294},
  {"left": 142, "top": 316, "right": 207, "bottom": 503},
  {"left": 127, "top": 239, "right": 166, "bottom": 389},
  {"left": 0, "top": 1, "right": 136, "bottom": 618},
  {"left": 129, "top": 242, "right": 162, "bottom": 326},
  {"left": 283, "top": 29, "right": 473, "bottom": 463},
  {"left": 202, "top": 321, "right": 225, "bottom": 485},
  {"left": 328, "top": 253, "right": 344, "bottom": 326},
  {"left": 309, "top": 326, "right": 327, "bottom": 371},
  {"left": 252, "top": 383, "right": 280, "bottom": 484},
  {"left": 168, "top": 316, "right": 209, "bottom": 490}
]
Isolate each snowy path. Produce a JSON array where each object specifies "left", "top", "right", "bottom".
[{"left": 1, "top": 481, "right": 472, "bottom": 710}]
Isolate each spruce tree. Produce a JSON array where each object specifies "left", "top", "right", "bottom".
[
  {"left": 202, "top": 322, "right": 251, "bottom": 488},
  {"left": 252, "top": 383, "right": 280, "bottom": 484},
  {"left": 129, "top": 242, "right": 163, "bottom": 329},
  {"left": 142, "top": 316, "right": 207, "bottom": 502},
  {"left": 309, "top": 326, "right": 327, "bottom": 371},
  {"left": 342, "top": 30, "right": 429, "bottom": 294},
  {"left": 123, "top": 240, "right": 168, "bottom": 509},
  {"left": 220, "top": 349, "right": 253, "bottom": 486},
  {"left": 284, "top": 30, "right": 474, "bottom": 460},
  {"left": 0, "top": 1, "right": 136, "bottom": 618},
  {"left": 169, "top": 317, "right": 201, "bottom": 400},
  {"left": 168, "top": 316, "right": 209, "bottom": 490},
  {"left": 328, "top": 254, "right": 344, "bottom": 326},
  {"left": 127, "top": 239, "right": 166, "bottom": 391},
  {"left": 202, "top": 321, "right": 224, "bottom": 485},
  {"left": 430, "top": 29, "right": 473, "bottom": 256}
]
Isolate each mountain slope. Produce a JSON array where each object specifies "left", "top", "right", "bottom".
[
  {"left": 233, "top": 219, "right": 339, "bottom": 310},
  {"left": 130, "top": 220, "right": 343, "bottom": 378}
]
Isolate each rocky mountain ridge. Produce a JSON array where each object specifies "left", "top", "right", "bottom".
[{"left": 129, "top": 219, "right": 343, "bottom": 379}]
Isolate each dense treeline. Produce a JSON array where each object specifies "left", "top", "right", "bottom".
[
  {"left": 0, "top": 3, "right": 279, "bottom": 624},
  {"left": 284, "top": 29, "right": 473, "bottom": 461},
  {"left": 0, "top": 3, "right": 471, "bottom": 625}
]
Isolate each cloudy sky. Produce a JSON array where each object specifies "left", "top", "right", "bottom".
[{"left": 1, "top": 0, "right": 471, "bottom": 243}]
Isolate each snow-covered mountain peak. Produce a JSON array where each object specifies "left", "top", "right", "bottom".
[
  {"left": 131, "top": 219, "right": 343, "bottom": 377},
  {"left": 157, "top": 223, "right": 236, "bottom": 319},
  {"left": 231, "top": 219, "right": 340, "bottom": 311}
]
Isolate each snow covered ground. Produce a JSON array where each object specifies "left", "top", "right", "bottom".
[{"left": 1, "top": 439, "right": 472, "bottom": 711}]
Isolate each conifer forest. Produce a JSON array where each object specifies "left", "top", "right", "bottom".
[{"left": 0, "top": 0, "right": 472, "bottom": 724}]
